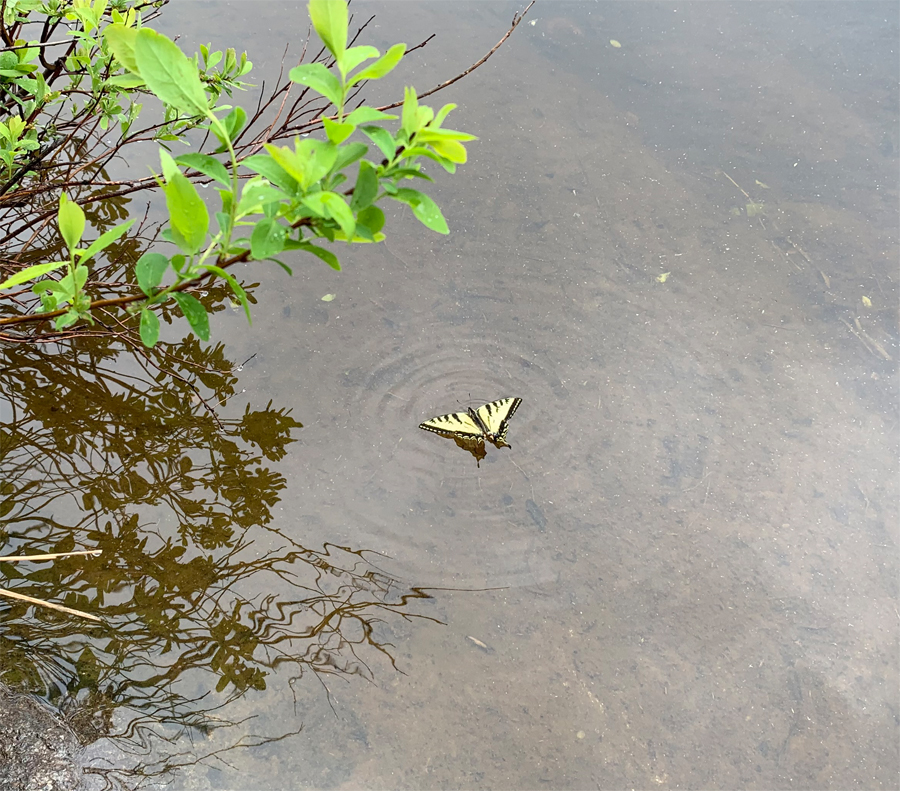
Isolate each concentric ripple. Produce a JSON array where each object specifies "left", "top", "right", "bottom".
[{"left": 308, "top": 316, "right": 579, "bottom": 590}]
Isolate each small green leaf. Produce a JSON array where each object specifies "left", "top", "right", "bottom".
[
  {"left": 331, "top": 142, "right": 368, "bottom": 174},
  {"left": 322, "top": 117, "right": 355, "bottom": 145},
  {"left": 54, "top": 309, "right": 80, "bottom": 330},
  {"left": 309, "top": 0, "right": 348, "bottom": 63},
  {"left": 264, "top": 138, "right": 338, "bottom": 191},
  {"left": 135, "top": 252, "right": 170, "bottom": 295},
  {"left": 73, "top": 265, "right": 88, "bottom": 291},
  {"left": 222, "top": 106, "right": 248, "bottom": 140},
  {"left": 303, "top": 191, "right": 355, "bottom": 239},
  {"left": 300, "top": 242, "right": 341, "bottom": 270},
  {"left": 106, "top": 74, "right": 145, "bottom": 88},
  {"left": 401, "top": 86, "right": 419, "bottom": 136},
  {"left": 250, "top": 218, "right": 288, "bottom": 259},
  {"left": 31, "top": 282, "right": 72, "bottom": 302},
  {"left": 340, "top": 45, "right": 380, "bottom": 75},
  {"left": 357, "top": 205, "right": 385, "bottom": 235},
  {"left": 216, "top": 211, "right": 232, "bottom": 236},
  {"left": 236, "top": 179, "right": 288, "bottom": 217},
  {"left": 350, "top": 160, "right": 378, "bottom": 211},
  {"left": 58, "top": 193, "right": 85, "bottom": 253},
  {"left": 432, "top": 103, "right": 457, "bottom": 129},
  {"left": 0, "top": 260, "right": 67, "bottom": 290},
  {"left": 425, "top": 137, "right": 467, "bottom": 164},
  {"left": 350, "top": 43, "right": 405, "bottom": 84},
  {"left": 175, "top": 153, "right": 230, "bottom": 187},
  {"left": 242, "top": 154, "right": 300, "bottom": 192},
  {"left": 37, "top": 292, "right": 58, "bottom": 313},
  {"left": 134, "top": 28, "right": 209, "bottom": 116},
  {"left": 172, "top": 292, "right": 210, "bottom": 341},
  {"left": 162, "top": 152, "right": 209, "bottom": 254},
  {"left": 55, "top": 270, "right": 76, "bottom": 299},
  {"left": 321, "top": 293, "right": 336, "bottom": 302},
  {"left": 202, "top": 264, "right": 252, "bottom": 323},
  {"left": 269, "top": 258, "right": 293, "bottom": 275},
  {"left": 393, "top": 188, "right": 448, "bottom": 234},
  {"left": 288, "top": 62, "right": 342, "bottom": 108},
  {"left": 360, "top": 126, "right": 395, "bottom": 160},
  {"left": 140, "top": 308, "right": 160, "bottom": 346},
  {"left": 345, "top": 107, "right": 397, "bottom": 126},
  {"left": 77, "top": 218, "right": 136, "bottom": 264}
]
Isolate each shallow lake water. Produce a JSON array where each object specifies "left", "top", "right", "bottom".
[{"left": 1, "top": 1, "right": 897, "bottom": 789}]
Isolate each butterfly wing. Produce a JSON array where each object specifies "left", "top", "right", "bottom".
[
  {"left": 419, "top": 409, "right": 486, "bottom": 440},
  {"left": 473, "top": 397, "right": 522, "bottom": 447}
]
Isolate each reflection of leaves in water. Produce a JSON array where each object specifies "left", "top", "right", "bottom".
[{"left": 0, "top": 339, "right": 437, "bottom": 786}]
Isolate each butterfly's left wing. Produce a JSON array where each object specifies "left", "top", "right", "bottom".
[{"left": 474, "top": 397, "right": 523, "bottom": 447}]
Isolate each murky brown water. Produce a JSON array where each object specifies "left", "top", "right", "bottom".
[{"left": 2, "top": 1, "right": 897, "bottom": 788}]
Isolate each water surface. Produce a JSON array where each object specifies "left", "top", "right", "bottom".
[{"left": 2, "top": 1, "right": 897, "bottom": 788}]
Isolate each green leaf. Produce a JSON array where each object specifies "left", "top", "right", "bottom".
[
  {"left": 135, "top": 252, "right": 170, "bottom": 295},
  {"left": 73, "top": 265, "right": 88, "bottom": 291},
  {"left": 360, "top": 126, "right": 395, "bottom": 160},
  {"left": 300, "top": 242, "right": 341, "bottom": 270},
  {"left": 106, "top": 74, "right": 145, "bottom": 88},
  {"left": 350, "top": 43, "right": 405, "bottom": 84},
  {"left": 288, "top": 62, "right": 342, "bottom": 108},
  {"left": 417, "top": 127, "right": 477, "bottom": 143},
  {"left": 216, "top": 211, "right": 232, "bottom": 236},
  {"left": 77, "top": 218, "right": 136, "bottom": 264},
  {"left": 401, "top": 86, "right": 419, "bottom": 137},
  {"left": 223, "top": 106, "right": 247, "bottom": 140},
  {"left": 331, "top": 142, "right": 368, "bottom": 174},
  {"left": 58, "top": 193, "right": 85, "bottom": 253},
  {"left": 140, "top": 308, "right": 160, "bottom": 346},
  {"left": 398, "top": 146, "right": 455, "bottom": 173},
  {"left": 54, "top": 310, "right": 80, "bottom": 330},
  {"left": 236, "top": 179, "right": 288, "bottom": 217},
  {"left": 309, "top": 0, "right": 348, "bottom": 63},
  {"left": 424, "top": 137, "right": 467, "bottom": 164},
  {"left": 242, "top": 154, "right": 300, "bottom": 193},
  {"left": 357, "top": 205, "right": 385, "bottom": 235},
  {"left": 345, "top": 107, "right": 397, "bottom": 126},
  {"left": 350, "top": 160, "right": 378, "bottom": 211},
  {"left": 393, "top": 188, "right": 449, "bottom": 234},
  {"left": 250, "top": 218, "right": 288, "bottom": 259},
  {"left": 161, "top": 151, "right": 209, "bottom": 254},
  {"left": 175, "top": 153, "right": 230, "bottom": 187},
  {"left": 202, "top": 264, "right": 252, "bottom": 323},
  {"left": 340, "top": 45, "right": 379, "bottom": 75},
  {"left": 37, "top": 292, "right": 58, "bottom": 313},
  {"left": 35, "top": 278, "right": 70, "bottom": 296},
  {"left": 172, "top": 292, "right": 210, "bottom": 341},
  {"left": 268, "top": 258, "right": 293, "bottom": 275},
  {"left": 0, "top": 260, "right": 67, "bottom": 290},
  {"left": 322, "top": 117, "right": 355, "bottom": 145},
  {"left": 134, "top": 28, "right": 209, "bottom": 117},
  {"left": 303, "top": 191, "right": 355, "bottom": 239},
  {"left": 104, "top": 24, "right": 140, "bottom": 74},
  {"left": 264, "top": 138, "right": 337, "bottom": 191}
]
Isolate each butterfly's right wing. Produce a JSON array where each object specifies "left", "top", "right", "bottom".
[{"left": 419, "top": 410, "right": 486, "bottom": 440}]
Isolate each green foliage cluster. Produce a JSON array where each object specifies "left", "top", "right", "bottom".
[{"left": 0, "top": 0, "right": 475, "bottom": 347}]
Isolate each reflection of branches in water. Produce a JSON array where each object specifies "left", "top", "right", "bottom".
[{"left": 0, "top": 341, "right": 439, "bottom": 788}]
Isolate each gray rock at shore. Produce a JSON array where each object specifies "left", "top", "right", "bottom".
[{"left": 0, "top": 684, "right": 82, "bottom": 791}]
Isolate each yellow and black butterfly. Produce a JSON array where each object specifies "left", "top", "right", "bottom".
[{"left": 419, "top": 397, "right": 523, "bottom": 449}]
